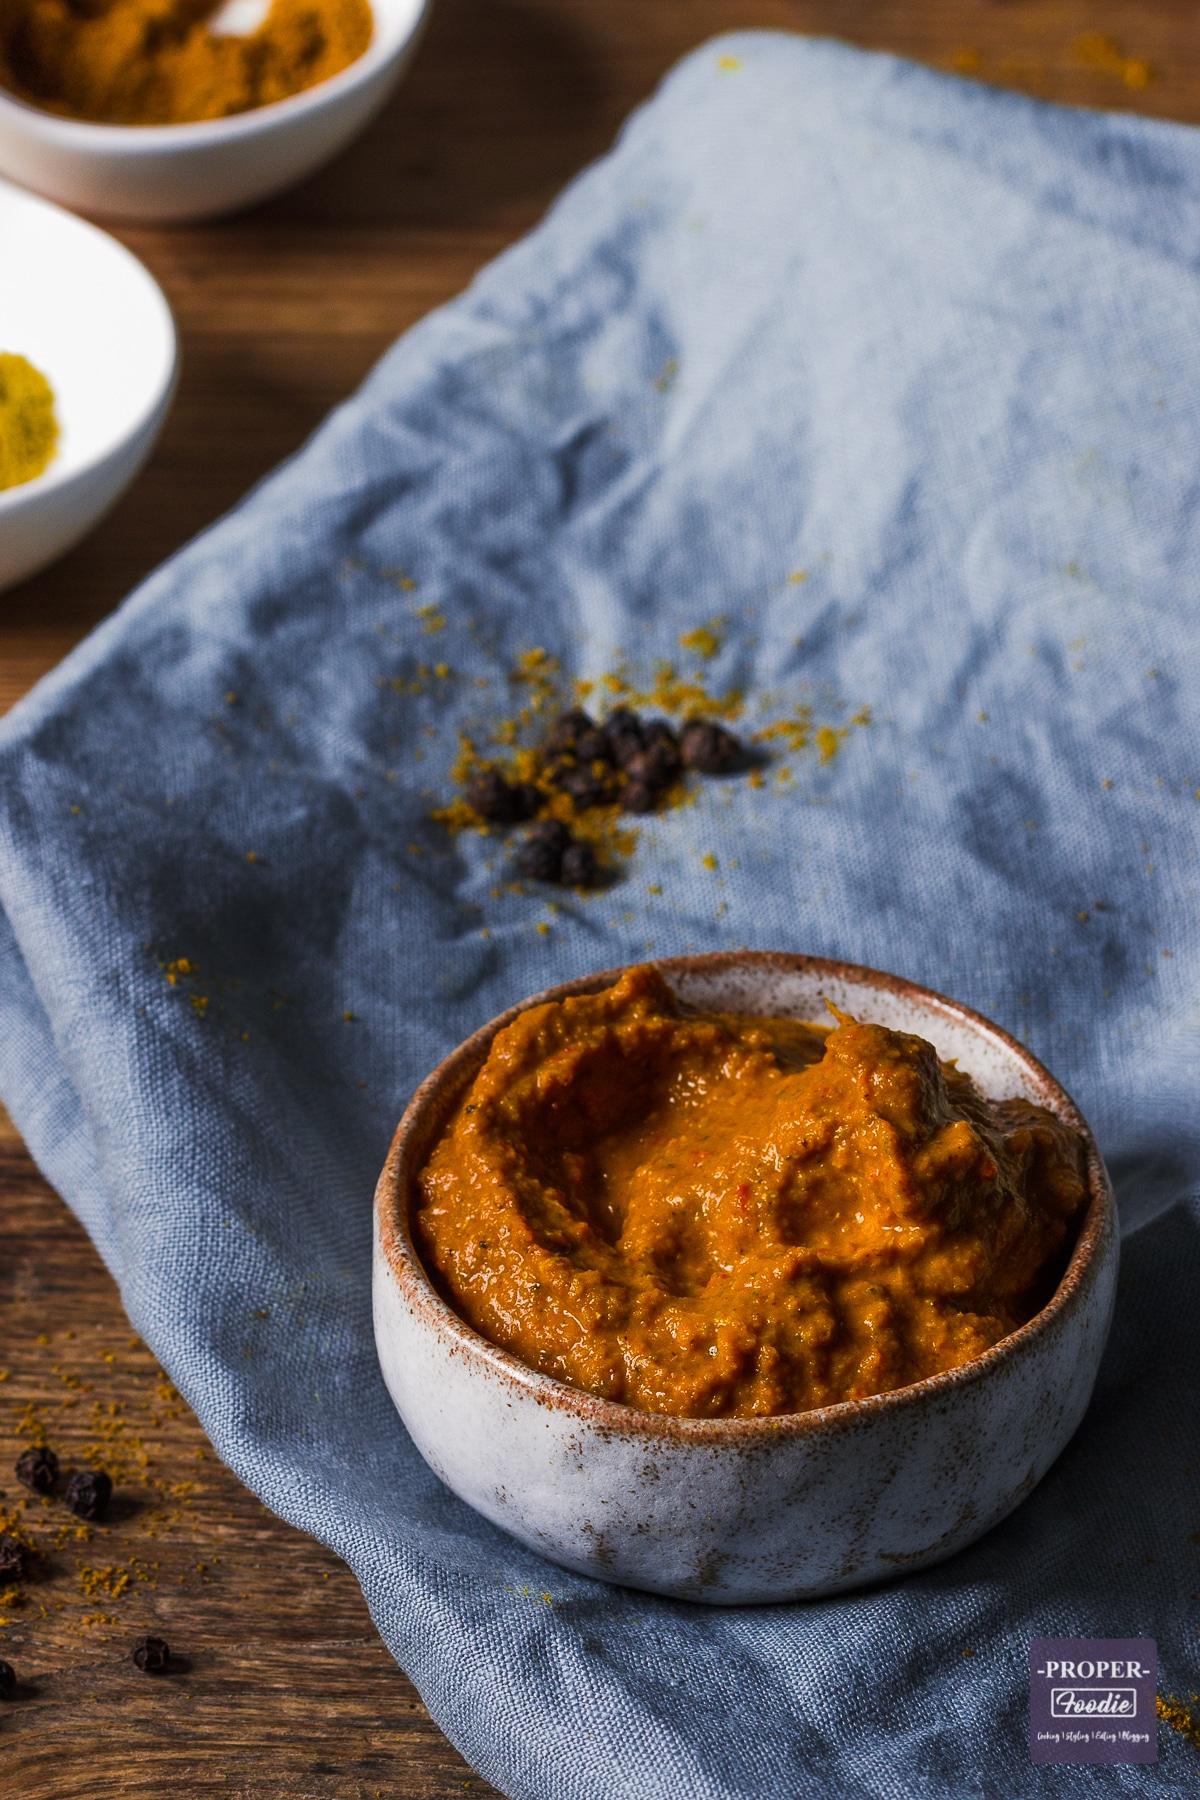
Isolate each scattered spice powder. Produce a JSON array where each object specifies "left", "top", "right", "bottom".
[
  {"left": 678, "top": 621, "right": 724, "bottom": 660},
  {"left": 1158, "top": 1692, "right": 1200, "bottom": 1750},
  {"left": 429, "top": 637, "right": 868, "bottom": 888},
  {"left": 1074, "top": 31, "right": 1151, "bottom": 88},
  {"left": 0, "top": 1330, "right": 240, "bottom": 1657},
  {"left": 753, "top": 712, "right": 813, "bottom": 754},
  {"left": 440, "top": 703, "right": 743, "bottom": 885},
  {"left": 78, "top": 1562, "right": 132, "bottom": 1600},
  {"left": 0, "top": 0, "right": 373, "bottom": 125}
]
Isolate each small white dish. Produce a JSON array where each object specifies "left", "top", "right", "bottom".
[
  {"left": 0, "top": 177, "right": 176, "bottom": 592},
  {"left": 375, "top": 952, "right": 1118, "bottom": 1605},
  {"left": 0, "top": 0, "right": 429, "bottom": 223}
]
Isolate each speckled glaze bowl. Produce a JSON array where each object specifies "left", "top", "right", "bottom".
[{"left": 373, "top": 953, "right": 1118, "bottom": 1605}]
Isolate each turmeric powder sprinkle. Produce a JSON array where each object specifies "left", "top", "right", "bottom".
[
  {"left": 0, "top": 0, "right": 373, "bottom": 126},
  {"left": 0, "top": 351, "right": 57, "bottom": 492},
  {"left": 1158, "top": 1692, "right": 1200, "bottom": 1751},
  {"left": 426, "top": 637, "right": 871, "bottom": 886}
]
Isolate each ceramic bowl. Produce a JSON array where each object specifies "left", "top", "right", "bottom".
[
  {"left": 0, "top": 0, "right": 429, "bottom": 223},
  {"left": 0, "top": 178, "right": 176, "bottom": 592},
  {"left": 374, "top": 952, "right": 1118, "bottom": 1605}
]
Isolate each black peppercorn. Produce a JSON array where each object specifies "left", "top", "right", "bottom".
[
  {"left": 0, "top": 1658, "right": 15, "bottom": 1699},
  {"left": 622, "top": 750, "right": 657, "bottom": 787},
  {"left": 508, "top": 782, "right": 541, "bottom": 822},
  {"left": 466, "top": 769, "right": 521, "bottom": 824},
  {"left": 602, "top": 707, "right": 645, "bottom": 767},
  {"left": 620, "top": 780, "right": 658, "bottom": 814},
  {"left": 554, "top": 764, "right": 608, "bottom": 809},
  {"left": 0, "top": 1535, "right": 29, "bottom": 1581},
  {"left": 15, "top": 1446, "right": 59, "bottom": 1495},
  {"left": 624, "top": 742, "right": 679, "bottom": 791},
  {"left": 640, "top": 719, "right": 681, "bottom": 776},
  {"left": 517, "top": 837, "right": 562, "bottom": 881},
  {"left": 560, "top": 841, "right": 597, "bottom": 887},
  {"left": 132, "top": 1635, "right": 170, "bottom": 1674},
  {"left": 515, "top": 819, "right": 570, "bottom": 882},
  {"left": 545, "top": 709, "right": 597, "bottom": 755},
  {"left": 573, "top": 726, "right": 612, "bottom": 765},
  {"left": 65, "top": 1468, "right": 112, "bottom": 1521},
  {"left": 528, "top": 818, "right": 570, "bottom": 853},
  {"left": 679, "top": 719, "right": 741, "bottom": 774}
]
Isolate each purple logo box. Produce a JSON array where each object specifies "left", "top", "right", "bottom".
[{"left": 1030, "top": 1639, "right": 1156, "bottom": 1764}]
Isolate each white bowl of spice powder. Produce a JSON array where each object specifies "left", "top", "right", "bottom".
[
  {"left": 0, "top": 177, "right": 175, "bottom": 590},
  {"left": 0, "top": 0, "right": 429, "bottom": 222}
]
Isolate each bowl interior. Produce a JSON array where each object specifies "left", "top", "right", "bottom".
[
  {"left": 390, "top": 955, "right": 1107, "bottom": 1365},
  {"left": 360, "top": 0, "right": 426, "bottom": 61},
  {"left": 0, "top": 179, "right": 174, "bottom": 504},
  {"left": 0, "top": 0, "right": 426, "bottom": 143},
  {"left": 663, "top": 960, "right": 1046, "bottom": 1102},
  {"left": 404, "top": 957, "right": 1064, "bottom": 1172}
]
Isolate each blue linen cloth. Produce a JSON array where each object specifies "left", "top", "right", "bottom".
[{"left": 2, "top": 30, "right": 1199, "bottom": 1795}]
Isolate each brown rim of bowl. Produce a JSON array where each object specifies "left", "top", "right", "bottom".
[{"left": 375, "top": 951, "right": 1115, "bottom": 1445}]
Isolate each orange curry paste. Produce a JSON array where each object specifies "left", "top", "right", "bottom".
[{"left": 415, "top": 965, "right": 1087, "bottom": 1418}]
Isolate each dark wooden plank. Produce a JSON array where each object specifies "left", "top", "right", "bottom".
[
  {"left": 0, "top": 1103, "right": 504, "bottom": 1797},
  {"left": 1, "top": 0, "right": 1196, "bottom": 1788}
]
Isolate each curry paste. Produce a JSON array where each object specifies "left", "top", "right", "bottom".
[{"left": 415, "top": 965, "right": 1087, "bottom": 1418}]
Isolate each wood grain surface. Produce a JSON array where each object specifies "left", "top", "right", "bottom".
[
  {"left": 0, "top": 1106, "right": 508, "bottom": 1800},
  {"left": 0, "top": 0, "right": 1194, "bottom": 1791}
]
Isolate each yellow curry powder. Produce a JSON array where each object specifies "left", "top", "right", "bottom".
[
  {"left": 0, "top": 0, "right": 372, "bottom": 125},
  {"left": 1157, "top": 1692, "right": 1200, "bottom": 1750},
  {"left": 0, "top": 352, "right": 58, "bottom": 492}
]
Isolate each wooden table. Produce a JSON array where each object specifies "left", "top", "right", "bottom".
[{"left": 1, "top": 1, "right": 1194, "bottom": 1790}]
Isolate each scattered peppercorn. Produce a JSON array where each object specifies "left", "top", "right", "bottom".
[
  {"left": 0, "top": 1535, "right": 29, "bottom": 1580},
  {"left": 680, "top": 719, "right": 741, "bottom": 774},
  {"left": 449, "top": 697, "right": 747, "bottom": 888},
  {"left": 625, "top": 745, "right": 676, "bottom": 791},
  {"left": 560, "top": 841, "right": 597, "bottom": 887},
  {"left": 132, "top": 1634, "right": 170, "bottom": 1674},
  {"left": 554, "top": 763, "right": 610, "bottom": 809},
  {"left": 466, "top": 769, "right": 539, "bottom": 825},
  {"left": 0, "top": 1658, "right": 15, "bottom": 1698},
  {"left": 64, "top": 1467, "right": 113, "bottom": 1520},
  {"left": 573, "top": 725, "right": 612, "bottom": 765},
  {"left": 620, "top": 779, "right": 658, "bottom": 815},
  {"left": 641, "top": 719, "right": 681, "bottom": 773},
  {"left": 516, "top": 819, "right": 571, "bottom": 882},
  {"left": 466, "top": 768, "right": 515, "bottom": 822},
  {"left": 15, "top": 1445, "right": 59, "bottom": 1495},
  {"left": 603, "top": 707, "right": 644, "bottom": 766},
  {"left": 545, "top": 709, "right": 596, "bottom": 755}
]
